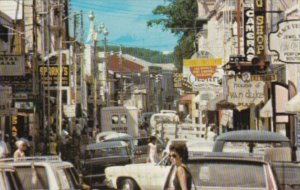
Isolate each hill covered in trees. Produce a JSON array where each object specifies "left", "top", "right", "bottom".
[{"left": 98, "top": 45, "right": 175, "bottom": 64}]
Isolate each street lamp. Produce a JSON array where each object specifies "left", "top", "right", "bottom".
[{"left": 98, "top": 23, "right": 109, "bottom": 106}]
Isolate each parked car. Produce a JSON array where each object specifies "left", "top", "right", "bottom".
[
  {"left": 81, "top": 141, "right": 132, "bottom": 188},
  {"left": 0, "top": 164, "right": 23, "bottom": 190},
  {"left": 97, "top": 132, "right": 165, "bottom": 163},
  {"left": 271, "top": 162, "right": 300, "bottom": 190},
  {"left": 105, "top": 152, "right": 277, "bottom": 190},
  {"left": 213, "top": 130, "right": 291, "bottom": 155},
  {"left": 2, "top": 156, "right": 87, "bottom": 190}
]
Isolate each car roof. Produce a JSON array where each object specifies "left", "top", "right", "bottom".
[
  {"left": 188, "top": 152, "right": 266, "bottom": 163},
  {"left": 215, "top": 130, "right": 290, "bottom": 142},
  {"left": 0, "top": 156, "right": 62, "bottom": 163},
  {"left": 86, "top": 141, "right": 128, "bottom": 150},
  {"left": 0, "top": 164, "right": 14, "bottom": 170}
]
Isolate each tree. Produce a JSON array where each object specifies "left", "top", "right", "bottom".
[{"left": 147, "top": 0, "right": 199, "bottom": 71}]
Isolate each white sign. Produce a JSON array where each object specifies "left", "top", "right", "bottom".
[
  {"left": 63, "top": 104, "right": 76, "bottom": 118},
  {"left": 269, "top": 20, "right": 300, "bottom": 63},
  {"left": 227, "top": 78, "right": 265, "bottom": 106},
  {"left": 0, "top": 55, "right": 25, "bottom": 76}
]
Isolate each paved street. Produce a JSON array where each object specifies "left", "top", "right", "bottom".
[{"left": 0, "top": 0, "right": 300, "bottom": 189}]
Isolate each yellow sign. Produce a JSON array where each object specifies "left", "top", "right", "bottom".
[
  {"left": 251, "top": 74, "right": 277, "bottom": 81},
  {"left": 183, "top": 58, "right": 222, "bottom": 67}
]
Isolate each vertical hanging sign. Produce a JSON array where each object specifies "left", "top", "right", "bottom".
[
  {"left": 254, "top": 0, "right": 266, "bottom": 58},
  {"left": 244, "top": 7, "right": 255, "bottom": 61}
]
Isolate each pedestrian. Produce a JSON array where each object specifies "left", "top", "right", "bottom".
[
  {"left": 147, "top": 136, "right": 159, "bottom": 163},
  {"left": 0, "top": 131, "right": 9, "bottom": 158},
  {"left": 165, "top": 143, "right": 192, "bottom": 190},
  {"left": 138, "top": 124, "right": 147, "bottom": 137},
  {"left": 49, "top": 131, "right": 58, "bottom": 156},
  {"left": 13, "top": 140, "right": 26, "bottom": 161}
]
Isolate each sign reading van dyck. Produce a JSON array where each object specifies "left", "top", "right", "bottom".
[
  {"left": 227, "top": 78, "right": 265, "bottom": 106},
  {"left": 269, "top": 20, "right": 300, "bottom": 63}
]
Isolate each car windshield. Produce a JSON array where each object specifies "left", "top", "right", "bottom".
[
  {"left": 15, "top": 166, "right": 49, "bottom": 190},
  {"left": 189, "top": 161, "right": 266, "bottom": 188},
  {"left": 223, "top": 142, "right": 283, "bottom": 154},
  {"left": 87, "top": 147, "right": 128, "bottom": 158},
  {"left": 271, "top": 165, "right": 300, "bottom": 190}
]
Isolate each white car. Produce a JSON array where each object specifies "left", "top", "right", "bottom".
[
  {"left": 2, "top": 156, "right": 87, "bottom": 190},
  {"left": 105, "top": 156, "right": 171, "bottom": 190},
  {"left": 105, "top": 153, "right": 278, "bottom": 190}
]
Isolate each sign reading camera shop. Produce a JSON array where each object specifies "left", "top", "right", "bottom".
[{"left": 269, "top": 20, "right": 300, "bottom": 63}]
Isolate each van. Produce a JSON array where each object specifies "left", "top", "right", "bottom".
[{"left": 101, "top": 106, "right": 138, "bottom": 137}]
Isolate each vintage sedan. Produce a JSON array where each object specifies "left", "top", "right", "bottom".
[
  {"left": 105, "top": 152, "right": 278, "bottom": 190},
  {"left": 81, "top": 141, "right": 132, "bottom": 188}
]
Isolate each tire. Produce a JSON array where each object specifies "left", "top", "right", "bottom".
[{"left": 120, "top": 178, "right": 139, "bottom": 190}]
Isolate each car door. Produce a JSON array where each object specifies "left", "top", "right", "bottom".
[{"left": 147, "top": 157, "right": 172, "bottom": 190}]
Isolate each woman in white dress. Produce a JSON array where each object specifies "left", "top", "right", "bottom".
[{"left": 147, "top": 136, "right": 159, "bottom": 163}]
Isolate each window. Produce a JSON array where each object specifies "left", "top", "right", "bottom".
[
  {"left": 3, "top": 171, "right": 23, "bottom": 190},
  {"left": 195, "top": 117, "right": 199, "bottom": 124},
  {"left": 15, "top": 166, "right": 49, "bottom": 190},
  {"left": 189, "top": 161, "right": 266, "bottom": 188},
  {"left": 120, "top": 114, "right": 127, "bottom": 124},
  {"left": 0, "top": 24, "right": 8, "bottom": 42},
  {"left": 195, "top": 103, "right": 199, "bottom": 110},
  {"left": 111, "top": 115, "right": 119, "bottom": 124},
  {"left": 63, "top": 168, "right": 80, "bottom": 189}
]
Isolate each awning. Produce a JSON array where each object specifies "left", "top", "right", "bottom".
[
  {"left": 260, "top": 99, "right": 272, "bottom": 118},
  {"left": 180, "top": 94, "right": 193, "bottom": 104},
  {"left": 286, "top": 93, "right": 300, "bottom": 113}
]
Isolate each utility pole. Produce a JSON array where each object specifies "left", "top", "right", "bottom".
[
  {"left": 236, "top": 0, "right": 241, "bottom": 55},
  {"left": 119, "top": 45, "right": 123, "bottom": 105},
  {"left": 57, "top": 0, "right": 63, "bottom": 153},
  {"left": 79, "top": 10, "right": 86, "bottom": 120}
]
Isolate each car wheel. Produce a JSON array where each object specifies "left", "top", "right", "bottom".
[{"left": 120, "top": 178, "right": 139, "bottom": 190}]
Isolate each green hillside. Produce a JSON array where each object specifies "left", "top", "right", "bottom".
[{"left": 98, "top": 45, "right": 175, "bottom": 64}]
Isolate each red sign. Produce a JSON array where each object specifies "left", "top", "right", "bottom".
[{"left": 190, "top": 66, "right": 217, "bottom": 79}]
